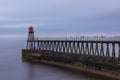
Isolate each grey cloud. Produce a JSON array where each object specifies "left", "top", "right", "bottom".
[{"left": 0, "top": 0, "right": 120, "bottom": 35}]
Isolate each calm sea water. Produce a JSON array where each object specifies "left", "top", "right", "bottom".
[{"left": 0, "top": 40, "right": 104, "bottom": 80}]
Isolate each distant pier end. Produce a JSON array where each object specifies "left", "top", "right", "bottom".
[{"left": 22, "top": 26, "right": 120, "bottom": 80}]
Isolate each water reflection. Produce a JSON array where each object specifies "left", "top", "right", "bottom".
[{"left": 24, "top": 62, "right": 103, "bottom": 80}]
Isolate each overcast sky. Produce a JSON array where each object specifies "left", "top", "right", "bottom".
[{"left": 0, "top": 0, "right": 120, "bottom": 39}]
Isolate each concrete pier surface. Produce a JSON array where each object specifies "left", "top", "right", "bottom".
[{"left": 22, "top": 50, "right": 120, "bottom": 80}]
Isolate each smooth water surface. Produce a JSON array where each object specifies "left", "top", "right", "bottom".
[{"left": 0, "top": 40, "right": 104, "bottom": 80}]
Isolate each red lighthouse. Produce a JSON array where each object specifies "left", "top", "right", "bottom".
[
  {"left": 28, "top": 26, "right": 35, "bottom": 41},
  {"left": 29, "top": 26, "right": 34, "bottom": 33}
]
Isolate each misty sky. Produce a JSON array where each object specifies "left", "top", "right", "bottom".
[{"left": 0, "top": 0, "right": 120, "bottom": 39}]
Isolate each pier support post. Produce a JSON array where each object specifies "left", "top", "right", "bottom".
[
  {"left": 90, "top": 43, "right": 94, "bottom": 55},
  {"left": 95, "top": 43, "right": 99, "bottom": 56},
  {"left": 81, "top": 42, "right": 84, "bottom": 54},
  {"left": 106, "top": 43, "right": 110, "bottom": 57},
  {"left": 112, "top": 43, "right": 115, "bottom": 58},
  {"left": 100, "top": 43, "right": 104, "bottom": 56},
  {"left": 118, "top": 43, "right": 120, "bottom": 58},
  {"left": 85, "top": 42, "right": 89, "bottom": 55}
]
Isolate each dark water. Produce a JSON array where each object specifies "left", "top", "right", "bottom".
[{"left": 0, "top": 40, "right": 103, "bottom": 80}]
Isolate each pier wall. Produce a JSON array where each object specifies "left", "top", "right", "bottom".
[{"left": 22, "top": 49, "right": 120, "bottom": 80}]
